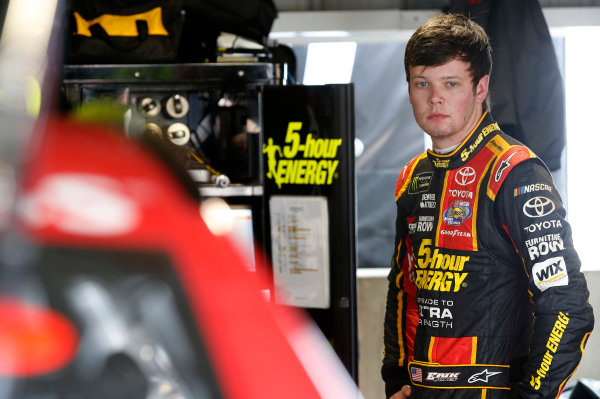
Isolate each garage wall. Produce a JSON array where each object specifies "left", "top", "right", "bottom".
[
  {"left": 271, "top": 8, "right": 600, "bottom": 398},
  {"left": 272, "top": 0, "right": 600, "bottom": 12}
]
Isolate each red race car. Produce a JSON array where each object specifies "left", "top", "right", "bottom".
[{"left": 0, "top": 117, "right": 362, "bottom": 399}]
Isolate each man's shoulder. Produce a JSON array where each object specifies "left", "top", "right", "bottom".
[
  {"left": 486, "top": 133, "right": 547, "bottom": 200},
  {"left": 395, "top": 152, "right": 429, "bottom": 200}
]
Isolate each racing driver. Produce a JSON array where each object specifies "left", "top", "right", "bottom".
[{"left": 381, "top": 13, "right": 594, "bottom": 399}]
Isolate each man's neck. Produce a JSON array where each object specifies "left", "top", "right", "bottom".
[
  {"left": 430, "top": 109, "right": 486, "bottom": 151},
  {"left": 434, "top": 143, "right": 460, "bottom": 154}
]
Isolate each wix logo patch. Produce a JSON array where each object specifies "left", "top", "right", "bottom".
[{"left": 532, "top": 257, "right": 568, "bottom": 291}]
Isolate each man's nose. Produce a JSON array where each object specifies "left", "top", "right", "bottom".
[{"left": 429, "top": 86, "right": 444, "bottom": 104}]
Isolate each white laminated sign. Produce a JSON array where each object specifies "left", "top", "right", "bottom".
[{"left": 269, "top": 195, "right": 330, "bottom": 308}]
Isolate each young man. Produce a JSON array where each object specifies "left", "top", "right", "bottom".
[{"left": 382, "top": 14, "right": 594, "bottom": 399}]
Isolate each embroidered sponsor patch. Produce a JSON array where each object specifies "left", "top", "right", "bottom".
[
  {"left": 532, "top": 257, "right": 568, "bottom": 291},
  {"left": 523, "top": 196, "right": 555, "bottom": 218},
  {"left": 443, "top": 200, "right": 472, "bottom": 225},
  {"left": 409, "top": 172, "right": 433, "bottom": 194},
  {"left": 411, "top": 366, "right": 423, "bottom": 382}
]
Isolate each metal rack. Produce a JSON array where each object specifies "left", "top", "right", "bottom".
[{"left": 62, "top": 63, "right": 281, "bottom": 195}]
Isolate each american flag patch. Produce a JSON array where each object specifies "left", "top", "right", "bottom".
[{"left": 411, "top": 366, "right": 423, "bottom": 382}]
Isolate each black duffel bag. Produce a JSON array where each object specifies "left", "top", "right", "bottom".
[
  {"left": 177, "top": 0, "right": 278, "bottom": 62},
  {"left": 66, "top": 0, "right": 184, "bottom": 64},
  {"left": 182, "top": 0, "right": 277, "bottom": 45}
]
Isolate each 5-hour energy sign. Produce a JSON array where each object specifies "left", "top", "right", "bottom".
[{"left": 263, "top": 122, "right": 342, "bottom": 189}]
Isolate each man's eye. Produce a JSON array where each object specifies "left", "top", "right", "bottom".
[
  {"left": 447, "top": 82, "right": 457, "bottom": 87},
  {"left": 416, "top": 82, "right": 428, "bottom": 88}
]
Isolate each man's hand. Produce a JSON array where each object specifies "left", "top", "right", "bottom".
[{"left": 390, "top": 385, "right": 412, "bottom": 399}]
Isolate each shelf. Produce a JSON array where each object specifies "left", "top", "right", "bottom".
[
  {"left": 63, "top": 63, "right": 277, "bottom": 87},
  {"left": 199, "top": 185, "right": 263, "bottom": 197}
]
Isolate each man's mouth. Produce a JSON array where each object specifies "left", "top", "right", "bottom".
[{"left": 428, "top": 113, "right": 448, "bottom": 121}]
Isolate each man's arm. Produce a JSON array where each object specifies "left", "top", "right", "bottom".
[
  {"left": 382, "top": 264, "right": 411, "bottom": 397},
  {"left": 495, "top": 159, "right": 594, "bottom": 398},
  {"left": 382, "top": 200, "right": 416, "bottom": 398}
]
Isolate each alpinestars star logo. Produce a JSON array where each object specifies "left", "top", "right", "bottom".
[
  {"left": 494, "top": 150, "right": 520, "bottom": 182},
  {"left": 468, "top": 369, "right": 502, "bottom": 384}
]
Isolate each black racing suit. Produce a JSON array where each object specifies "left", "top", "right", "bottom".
[{"left": 382, "top": 112, "right": 594, "bottom": 398}]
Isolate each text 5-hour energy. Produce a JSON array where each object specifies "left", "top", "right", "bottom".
[{"left": 264, "top": 122, "right": 342, "bottom": 188}]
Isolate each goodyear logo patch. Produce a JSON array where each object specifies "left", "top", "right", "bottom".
[{"left": 263, "top": 122, "right": 341, "bottom": 189}]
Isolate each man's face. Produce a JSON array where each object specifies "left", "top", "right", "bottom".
[{"left": 408, "top": 59, "right": 489, "bottom": 149}]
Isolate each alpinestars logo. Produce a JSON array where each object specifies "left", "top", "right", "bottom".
[
  {"left": 494, "top": 150, "right": 520, "bottom": 182},
  {"left": 468, "top": 369, "right": 502, "bottom": 384}
]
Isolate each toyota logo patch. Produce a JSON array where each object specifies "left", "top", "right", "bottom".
[
  {"left": 523, "top": 196, "right": 555, "bottom": 218},
  {"left": 455, "top": 167, "right": 476, "bottom": 186}
]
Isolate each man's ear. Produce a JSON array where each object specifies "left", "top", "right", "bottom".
[{"left": 476, "top": 75, "right": 490, "bottom": 104}]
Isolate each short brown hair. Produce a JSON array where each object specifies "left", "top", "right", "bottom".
[{"left": 404, "top": 14, "right": 492, "bottom": 106}]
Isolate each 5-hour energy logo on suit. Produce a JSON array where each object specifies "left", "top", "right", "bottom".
[{"left": 263, "top": 122, "right": 342, "bottom": 188}]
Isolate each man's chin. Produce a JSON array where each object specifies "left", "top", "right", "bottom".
[
  {"left": 418, "top": 120, "right": 450, "bottom": 136},
  {"left": 424, "top": 128, "right": 452, "bottom": 140}
]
